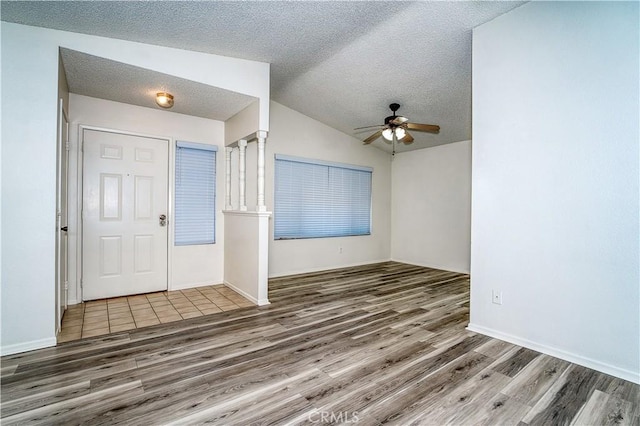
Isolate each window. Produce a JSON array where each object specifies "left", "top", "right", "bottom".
[
  {"left": 274, "top": 154, "right": 372, "bottom": 239},
  {"left": 175, "top": 141, "right": 217, "bottom": 245}
]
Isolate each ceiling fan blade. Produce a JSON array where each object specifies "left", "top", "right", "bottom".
[
  {"left": 400, "top": 131, "right": 414, "bottom": 144},
  {"left": 363, "top": 130, "right": 383, "bottom": 144},
  {"left": 391, "top": 116, "right": 409, "bottom": 125},
  {"left": 354, "top": 124, "right": 384, "bottom": 131},
  {"left": 406, "top": 122, "right": 440, "bottom": 133}
]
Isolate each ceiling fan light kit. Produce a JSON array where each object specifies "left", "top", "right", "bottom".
[
  {"left": 382, "top": 127, "right": 406, "bottom": 142},
  {"left": 357, "top": 103, "right": 440, "bottom": 149}
]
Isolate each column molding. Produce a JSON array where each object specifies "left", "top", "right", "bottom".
[
  {"left": 224, "top": 147, "right": 233, "bottom": 210},
  {"left": 238, "top": 139, "right": 247, "bottom": 212},
  {"left": 256, "top": 131, "right": 267, "bottom": 212}
]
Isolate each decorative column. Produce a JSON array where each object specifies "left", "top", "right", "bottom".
[
  {"left": 256, "top": 131, "right": 267, "bottom": 212},
  {"left": 224, "top": 147, "right": 233, "bottom": 210},
  {"left": 238, "top": 139, "right": 247, "bottom": 211}
]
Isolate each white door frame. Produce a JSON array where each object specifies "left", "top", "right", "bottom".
[
  {"left": 75, "top": 125, "right": 175, "bottom": 302},
  {"left": 55, "top": 99, "right": 70, "bottom": 334}
]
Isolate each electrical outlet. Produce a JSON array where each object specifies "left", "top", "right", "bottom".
[{"left": 492, "top": 290, "right": 503, "bottom": 305}]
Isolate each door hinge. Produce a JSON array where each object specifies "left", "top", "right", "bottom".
[
  {"left": 65, "top": 141, "right": 71, "bottom": 151},
  {"left": 80, "top": 279, "right": 83, "bottom": 289},
  {"left": 64, "top": 281, "right": 68, "bottom": 291}
]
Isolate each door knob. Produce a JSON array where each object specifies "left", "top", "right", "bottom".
[{"left": 159, "top": 214, "right": 167, "bottom": 227}]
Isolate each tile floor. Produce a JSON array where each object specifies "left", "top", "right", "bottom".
[{"left": 58, "top": 285, "right": 254, "bottom": 343}]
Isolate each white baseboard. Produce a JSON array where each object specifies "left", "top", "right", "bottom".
[
  {"left": 390, "top": 257, "right": 470, "bottom": 274},
  {"left": 1, "top": 337, "right": 57, "bottom": 356},
  {"left": 223, "top": 281, "right": 270, "bottom": 306},
  {"left": 268, "top": 258, "right": 392, "bottom": 279},
  {"left": 467, "top": 323, "right": 640, "bottom": 385}
]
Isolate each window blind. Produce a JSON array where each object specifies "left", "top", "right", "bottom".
[
  {"left": 175, "top": 141, "right": 217, "bottom": 245},
  {"left": 274, "top": 154, "right": 372, "bottom": 239}
]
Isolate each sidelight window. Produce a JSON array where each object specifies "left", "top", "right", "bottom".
[{"left": 175, "top": 141, "right": 217, "bottom": 245}]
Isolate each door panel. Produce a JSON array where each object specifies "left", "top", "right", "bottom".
[
  {"left": 83, "top": 129, "right": 168, "bottom": 300},
  {"left": 100, "top": 236, "right": 122, "bottom": 276},
  {"left": 134, "top": 235, "right": 154, "bottom": 273},
  {"left": 134, "top": 176, "right": 154, "bottom": 220},
  {"left": 101, "top": 174, "right": 122, "bottom": 220}
]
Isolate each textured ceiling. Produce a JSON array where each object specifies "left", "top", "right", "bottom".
[
  {"left": 59, "top": 48, "right": 257, "bottom": 121},
  {"left": 2, "top": 1, "right": 526, "bottom": 153}
]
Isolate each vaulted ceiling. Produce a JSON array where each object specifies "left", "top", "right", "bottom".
[{"left": 1, "top": 1, "right": 526, "bottom": 152}]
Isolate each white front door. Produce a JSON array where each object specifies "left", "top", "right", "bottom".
[{"left": 82, "top": 129, "right": 168, "bottom": 300}]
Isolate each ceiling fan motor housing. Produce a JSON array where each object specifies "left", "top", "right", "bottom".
[{"left": 385, "top": 103, "right": 402, "bottom": 127}]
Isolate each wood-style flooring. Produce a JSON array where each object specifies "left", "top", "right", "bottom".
[{"left": 1, "top": 262, "right": 638, "bottom": 425}]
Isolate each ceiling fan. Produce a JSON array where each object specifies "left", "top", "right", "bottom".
[{"left": 356, "top": 103, "right": 440, "bottom": 145}]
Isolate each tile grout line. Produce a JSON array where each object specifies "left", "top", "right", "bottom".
[{"left": 59, "top": 286, "right": 250, "bottom": 344}]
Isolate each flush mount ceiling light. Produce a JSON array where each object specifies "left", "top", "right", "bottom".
[{"left": 156, "top": 92, "right": 174, "bottom": 108}]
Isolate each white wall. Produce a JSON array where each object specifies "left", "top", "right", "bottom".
[
  {"left": 58, "top": 52, "right": 70, "bottom": 112},
  {"left": 223, "top": 211, "right": 270, "bottom": 305},
  {"left": 2, "top": 22, "right": 60, "bottom": 354},
  {"left": 266, "top": 102, "right": 392, "bottom": 277},
  {"left": 391, "top": 140, "right": 471, "bottom": 273},
  {"left": 225, "top": 100, "right": 261, "bottom": 145},
  {"left": 470, "top": 1, "right": 639, "bottom": 383},
  {"left": 1, "top": 22, "right": 269, "bottom": 355},
  {"left": 68, "top": 94, "right": 225, "bottom": 301}
]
